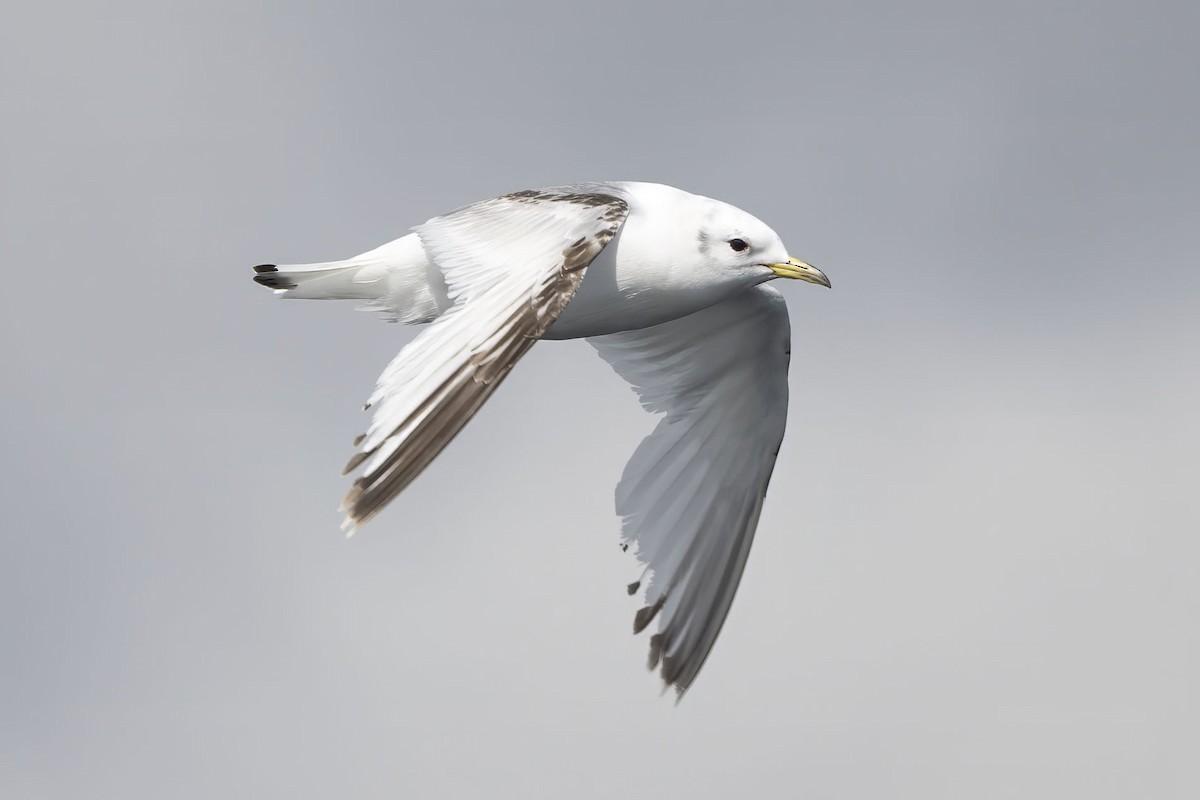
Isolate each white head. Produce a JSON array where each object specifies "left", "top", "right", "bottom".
[{"left": 623, "top": 182, "right": 830, "bottom": 292}]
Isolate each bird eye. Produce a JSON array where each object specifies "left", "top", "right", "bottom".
[{"left": 729, "top": 238, "right": 750, "bottom": 252}]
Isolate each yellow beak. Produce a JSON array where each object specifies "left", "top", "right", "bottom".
[{"left": 768, "top": 257, "right": 831, "bottom": 288}]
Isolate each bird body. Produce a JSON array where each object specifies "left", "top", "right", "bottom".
[
  {"left": 252, "top": 181, "right": 829, "bottom": 694},
  {"left": 256, "top": 182, "right": 809, "bottom": 338}
]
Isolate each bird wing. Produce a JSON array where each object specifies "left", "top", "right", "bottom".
[
  {"left": 341, "top": 189, "right": 629, "bottom": 530},
  {"left": 589, "top": 284, "right": 792, "bottom": 695}
]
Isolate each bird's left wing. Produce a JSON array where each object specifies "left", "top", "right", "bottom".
[
  {"left": 590, "top": 284, "right": 792, "bottom": 695},
  {"left": 341, "top": 190, "right": 629, "bottom": 529}
]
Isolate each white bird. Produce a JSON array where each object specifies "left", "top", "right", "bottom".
[{"left": 251, "top": 182, "right": 830, "bottom": 695}]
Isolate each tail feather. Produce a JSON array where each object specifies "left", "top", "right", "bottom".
[
  {"left": 250, "top": 234, "right": 449, "bottom": 323},
  {"left": 252, "top": 263, "right": 296, "bottom": 290},
  {"left": 252, "top": 260, "right": 386, "bottom": 300}
]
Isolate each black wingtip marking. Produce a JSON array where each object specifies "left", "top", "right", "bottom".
[
  {"left": 342, "top": 451, "right": 369, "bottom": 476},
  {"left": 647, "top": 633, "right": 664, "bottom": 670},
  {"left": 633, "top": 595, "right": 666, "bottom": 635},
  {"left": 253, "top": 264, "right": 278, "bottom": 273}
]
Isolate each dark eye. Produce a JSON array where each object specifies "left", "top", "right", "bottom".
[{"left": 729, "top": 238, "right": 750, "bottom": 252}]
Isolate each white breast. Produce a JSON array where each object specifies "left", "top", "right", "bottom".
[{"left": 544, "top": 210, "right": 751, "bottom": 340}]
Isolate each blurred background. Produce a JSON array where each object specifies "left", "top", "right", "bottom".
[{"left": 2, "top": 1, "right": 1197, "bottom": 797}]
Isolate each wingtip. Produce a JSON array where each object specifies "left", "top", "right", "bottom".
[
  {"left": 655, "top": 676, "right": 688, "bottom": 704},
  {"left": 647, "top": 633, "right": 664, "bottom": 670},
  {"left": 339, "top": 491, "right": 366, "bottom": 538},
  {"left": 342, "top": 452, "right": 369, "bottom": 476},
  {"left": 252, "top": 264, "right": 278, "bottom": 274},
  {"left": 632, "top": 595, "right": 666, "bottom": 634},
  {"left": 660, "top": 652, "right": 687, "bottom": 696}
]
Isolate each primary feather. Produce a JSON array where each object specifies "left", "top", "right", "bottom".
[{"left": 592, "top": 285, "right": 790, "bottom": 693}]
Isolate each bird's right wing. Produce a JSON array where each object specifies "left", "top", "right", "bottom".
[
  {"left": 590, "top": 285, "right": 792, "bottom": 695},
  {"left": 341, "top": 190, "right": 629, "bottom": 530}
]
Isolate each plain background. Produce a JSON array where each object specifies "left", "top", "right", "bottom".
[{"left": 3, "top": 1, "right": 1198, "bottom": 797}]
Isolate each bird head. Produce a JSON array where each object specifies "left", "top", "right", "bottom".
[{"left": 693, "top": 196, "right": 831, "bottom": 290}]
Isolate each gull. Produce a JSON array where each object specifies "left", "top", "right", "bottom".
[{"left": 251, "top": 182, "right": 830, "bottom": 695}]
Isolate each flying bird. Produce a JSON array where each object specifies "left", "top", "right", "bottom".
[{"left": 251, "top": 182, "right": 830, "bottom": 695}]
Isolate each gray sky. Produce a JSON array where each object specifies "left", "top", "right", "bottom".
[{"left": 3, "top": 1, "right": 1198, "bottom": 797}]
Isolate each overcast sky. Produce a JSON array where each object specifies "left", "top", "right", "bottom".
[{"left": 3, "top": 1, "right": 1198, "bottom": 798}]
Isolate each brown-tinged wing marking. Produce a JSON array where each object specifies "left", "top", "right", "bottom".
[{"left": 341, "top": 191, "right": 629, "bottom": 530}]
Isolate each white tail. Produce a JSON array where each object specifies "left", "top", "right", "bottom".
[
  {"left": 252, "top": 261, "right": 384, "bottom": 299},
  {"left": 252, "top": 234, "right": 449, "bottom": 323}
]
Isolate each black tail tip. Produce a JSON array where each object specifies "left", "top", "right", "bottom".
[
  {"left": 252, "top": 266, "right": 296, "bottom": 290},
  {"left": 252, "top": 264, "right": 295, "bottom": 288}
]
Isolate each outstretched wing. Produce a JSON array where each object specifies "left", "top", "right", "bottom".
[
  {"left": 341, "top": 190, "right": 629, "bottom": 530},
  {"left": 590, "top": 285, "right": 792, "bottom": 695}
]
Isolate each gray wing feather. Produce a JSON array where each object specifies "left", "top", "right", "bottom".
[{"left": 591, "top": 285, "right": 792, "bottom": 695}]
